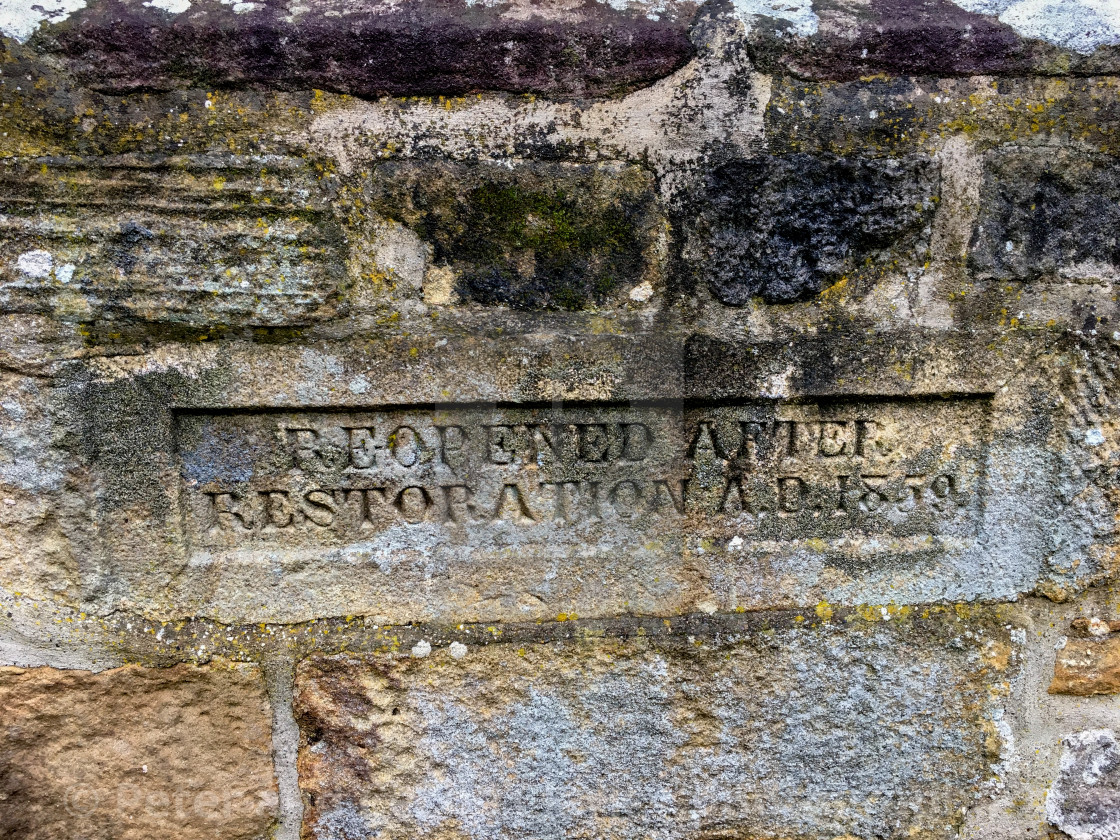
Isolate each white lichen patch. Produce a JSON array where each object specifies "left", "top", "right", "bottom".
[
  {"left": 951, "top": 0, "right": 1120, "bottom": 53},
  {"left": 411, "top": 640, "right": 432, "bottom": 658},
  {"left": 15, "top": 250, "right": 52, "bottom": 279},
  {"left": 144, "top": 0, "right": 191, "bottom": 13},
  {"left": 1046, "top": 729, "right": 1120, "bottom": 840},
  {"left": 448, "top": 642, "right": 468, "bottom": 659},
  {"left": 0, "top": 0, "right": 86, "bottom": 41},
  {"left": 220, "top": 0, "right": 264, "bottom": 12},
  {"left": 628, "top": 281, "right": 654, "bottom": 303},
  {"left": 732, "top": 0, "right": 818, "bottom": 36},
  {"left": 55, "top": 263, "right": 75, "bottom": 284}
]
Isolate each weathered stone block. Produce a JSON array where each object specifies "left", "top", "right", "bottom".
[
  {"left": 153, "top": 387, "right": 998, "bottom": 622},
  {"left": 681, "top": 154, "right": 938, "bottom": 304},
  {"left": 743, "top": 0, "right": 1120, "bottom": 79},
  {"left": 362, "top": 162, "right": 661, "bottom": 310},
  {"left": 763, "top": 76, "right": 1120, "bottom": 159},
  {"left": 1050, "top": 629, "right": 1120, "bottom": 696},
  {"left": 1046, "top": 729, "right": 1120, "bottom": 840},
  {"left": 969, "top": 150, "right": 1120, "bottom": 283},
  {"left": 0, "top": 662, "right": 277, "bottom": 839},
  {"left": 0, "top": 157, "right": 347, "bottom": 326},
  {"left": 20, "top": 0, "right": 697, "bottom": 99},
  {"left": 295, "top": 615, "right": 1015, "bottom": 839}
]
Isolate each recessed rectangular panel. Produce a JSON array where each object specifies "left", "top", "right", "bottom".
[{"left": 177, "top": 398, "right": 988, "bottom": 548}]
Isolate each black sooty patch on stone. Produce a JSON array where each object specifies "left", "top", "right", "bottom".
[
  {"left": 969, "top": 150, "right": 1120, "bottom": 282},
  {"left": 37, "top": 0, "right": 696, "bottom": 99},
  {"left": 683, "top": 153, "right": 938, "bottom": 305},
  {"left": 367, "top": 162, "right": 660, "bottom": 311}
]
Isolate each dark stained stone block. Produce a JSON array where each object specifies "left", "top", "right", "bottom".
[
  {"left": 969, "top": 150, "right": 1120, "bottom": 283},
  {"left": 681, "top": 153, "right": 938, "bottom": 305},
  {"left": 744, "top": 0, "right": 1120, "bottom": 80},
  {"left": 28, "top": 0, "right": 698, "bottom": 100},
  {"left": 364, "top": 161, "right": 661, "bottom": 311}
]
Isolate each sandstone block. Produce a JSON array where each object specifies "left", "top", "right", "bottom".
[
  {"left": 745, "top": 0, "right": 1120, "bottom": 79},
  {"left": 295, "top": 617, "right": 1014, "bottom": 839},
  {"left": 0, "top": 158, "right": 347, "bottom": 327},
  {"left": 0, "top": 663, "right": 277, "bottom": 840},
  {"left": 19, "top": 0, "right": 697, "bottom": 99},
  {"left": 1050, "top": 634, "right": 1120, "bottom": 696},
  {"left": 363, "top": 161, "right": 661, "bottom": 311}
]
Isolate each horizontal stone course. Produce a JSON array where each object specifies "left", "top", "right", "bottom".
[{"left": 33, "top": 0, "right": 699, "bottom": 99}]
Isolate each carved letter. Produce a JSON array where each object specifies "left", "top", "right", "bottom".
[
  {"left": 436, "top": 425, "right": 468, "bottom": 472},
  {"left": 259, "top": 490, "right": 294, "bottom": 528},
  {"left": 302, "top": 489, "right": 337, "bottom": 527},
  {"left": 651, "top": 479, "right": 687, "bottom": 514},
  {"left": 541, "top": 481, "right": 580, "bottom": 522},
  {"left": 818, "top": 421, "right": 851, "bottom": 457},
  {"left": 283, "top": 427, "right": 324, "bottom": 470},
  {"left": 394, "top": 485, "right": 433, "bottom": 523},
  {"left": 777, "top": 476, "right": 806, "bottom": 513},
  {"left": 440, "top": 484, "right": 475, "bottom": 523},
  {"left": 345, "top": 487, "right": 388, "bottom": 527},
  {"left": 388, "top": 425, "right": 427, "bottom": 468},
  {"left": 485, "top": 425, "right": 515, "bottom": 464},
  {"left": 609, "top": 479, "right": 644, "bottom": 518},
  {"left": 342, "top": 427, "right": 379, "bottom": 469},
  {"left": 205, "top": 491, "right": 254, "bottom": 532},
  {"left": 622, "top": 423, "right": 652, "bottom": 461},
  {"left": 855, "top": 420, "right": 894, "bottom": 457},
  {"left": 579, "top": 424, "right": 610, "bottom": 462},
  {"left": 491, "top": 483, "right": 536, "bottom": 524}
]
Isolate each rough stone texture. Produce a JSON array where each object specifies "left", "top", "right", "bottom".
[
  {"left": 744, "top": 0, "right": 1120, "bottom": 79},
  {"left": 0, "top": 662, "right": 278, "bottom": 839},
  {"left": 295, "top": 614, "right": 1016, "bottom": 840},
  {"left": 362, "top": 161, "right": 661, "bottom": 310},
  {"left": 24, "top": 0, "right": 699, "bottom": 100},
  {"left": 969, "top": 150, "right": 1120, "bottom": 283},
  {"left": 682, "top": 153, "right": 938, "bottom": 303},
  {"left": 1046, "top": 729, "right": 1120, "bottom": 840},
  {"left": 0, "top": 157, "right": 348, "bottom": 326},
  {"left": 1051, "top": 633, "right": 1120, "bottom": 696},
  {"left": 0, "top": 0, "right": 1119, "bottom": 837}
]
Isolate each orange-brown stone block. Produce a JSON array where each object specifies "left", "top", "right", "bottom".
[
  {"left": 1050, "top": 634, "right": 1120, "bottom": 696},
  {"left": 0, "top": 663, "right": 277, "bottom": 840}
]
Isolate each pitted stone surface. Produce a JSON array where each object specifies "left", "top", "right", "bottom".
[
  {"left": 23, "top": 0, "right": 699, "bottom": 99},
  {"left": 1050, "top": 629, "right": 1120, "bottom": 695},
  {"left": 0, "top": 663, "right": 278, "bottom": 840},
  {"left": 295, "top": 616, "right": 1016, "bottom": 840},
  {"left": 361, "top": 161, "right": 661, "bottom": 310},
  {"left": 683, "top": 153, "right": 938, "bottom": 303},
  {"left": 1046, "top": 729, "right": 1120, "bottom": 840},
  {"left": 969, "top": 150, "right": 1120, "bottom": 283},
  {"left": 0, "top": 1, "right": 1119, "bottom": 838}
]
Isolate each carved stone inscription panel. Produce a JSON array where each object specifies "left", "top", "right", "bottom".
[{"left": 178, "top": 398, "right": 988, "bottom": 551}]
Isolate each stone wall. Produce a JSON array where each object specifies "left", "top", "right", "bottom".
[{"left": 0, "top": 1, "right": 1119, "bottom": 838}]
